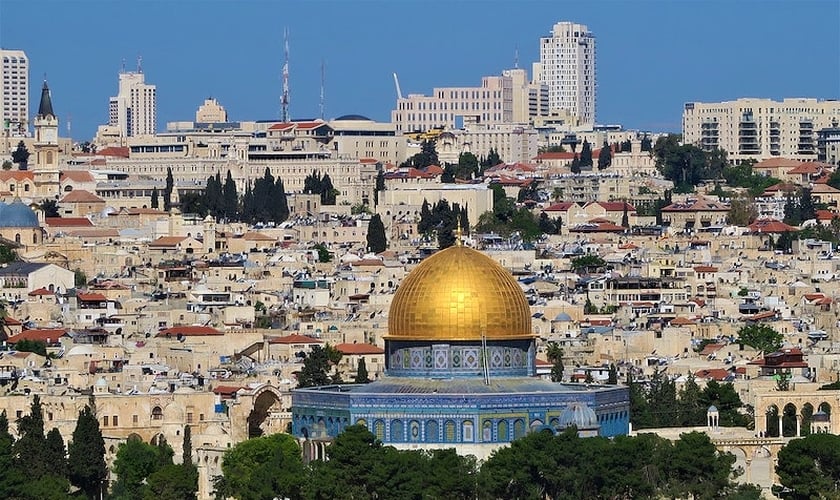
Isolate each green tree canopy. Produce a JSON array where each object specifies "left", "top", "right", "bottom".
[
  {"left": 296, "top": 345, "right": 342, "bottom": 388},
  {"left": 212, "top": 433, "right": 305, "bottom": 500},
  {"left": 737, "top": 323, "right": 784, "bottom": 354},
  {"left": 570, "top": 254, "right": 606, "bottom": 274},
  {"left": 12, "top": 140, "right": 30, "bottom": 168},
  {"left": 777, "top": 433, "right": 840, "bottom": 500}
]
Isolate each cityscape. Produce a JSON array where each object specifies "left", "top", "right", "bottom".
[{"left": 1, "top": 1, "right": 840, "bottom": 499}]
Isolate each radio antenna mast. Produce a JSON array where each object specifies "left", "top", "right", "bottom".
[
  {"left": 281, "top": 28, "right": 290, "bottom": 122},
  {"left": 320, "top": 59, "right": 325, "bottom": 120}
]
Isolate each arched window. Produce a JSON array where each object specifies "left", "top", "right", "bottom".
[
  {"left": 390, "top": 419, "right": 404, "bottom": 442},
  {"left": 513, "top": 419, "right": 526, "bottom": 439},
  {"left": 497, "top": 420, "right": 509, "bottom": 441},
  {"left": 425, "top": 420, "right": 438, "bottom": 442},
  {"left": 46, "top": 151, "right": 54, "bottom": 164},
  {"left": 15, "top": 234, "right": 20, "bottom": 244},
  {"left": 373, "top": 420, "right": 385, "bottom": 441},
  {"left": 444, "top": 420, "right": 457, "bottom": 442},
  {"left": 462, "top": 421, "right": 474, "bottom": 442},
  {"left": 483, "top": 420, "right": 492, "bottom": 442},
  {"left": 151, "top": 406, "right": 163, "bottom": 420}
]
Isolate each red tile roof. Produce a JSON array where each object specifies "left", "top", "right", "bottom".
[
  {"left": 694, "top": 368, "right": 731, "bottom": 381},
  {"left": 595, "top": 201, "right": 636, "bottom": 212},
  {"left": 45, "top": 217, "right": 93, "bottom": 227},
  {"left": 669, "top": 317, "right": 696, "bottom": 326},
  {"left": 693, "top": 265, "right": 718, "bottom": 273},
  {"left": 150, "top": 236, "right": 187, "bottom": 247},
  {"left": 786, "top": 163, "right": 821, "bottom": 175},
  {"left": 268, "top": 334, "right": 323, "bottom": 345},
  {"left": 543, "top": 202, "right": 576, "bottom": 212},
  {"left": 156, "top": 325, "right": 223, "bottom": 337},
  {"left": 816, "top": 209, "right": 838, "bottom": 221},
  {"left": 754, "top": 158, "right": 801, "bottom": 169},
  {"left": 77, "top": 292, "right": 107, "bottom": 302},
  {"left": 97, "top": 146, "right": 130, "bottom": 158},
  {"left": 534, "top": 152, "right": 576, "bottom": 160},
  {"left": 748, "top": 219, "right": 798, "bottom": 233},
  {"left": 28, "top": 287, "right": 54, "bottom": 296},
  {"left": 7, "top": 329, "right": 68, "bottom": 344},
  {"left": 60, "top": 170, "right": 95, "bottom": 182},
  {"left": 61, "top": 189, "right": 105, "bottom": 203},
  {"left": 212, "top": 385, "right": 245, "bottom": 396},
  {"left": 0, "top": 171, "right": 34, "bottom": 182},
  {"left": 334, "top": 343, "right": 384, "bottom": 355}
]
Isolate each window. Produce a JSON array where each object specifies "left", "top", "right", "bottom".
[
  {"left": 112, "top": 415, "right": 118, "bottom": 426},
  {"left": 102, "top": 416, "right": 109, "bottom": 427},
  {"left": 152, "top": 406, "right": 163, "bottom": 420},
  {"left": 133, "top": 414, "right": 138, "bottom": 424}
]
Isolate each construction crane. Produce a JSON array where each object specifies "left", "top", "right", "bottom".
[{"left": 393, "top": 72, "right": 403, "bottom": 100}]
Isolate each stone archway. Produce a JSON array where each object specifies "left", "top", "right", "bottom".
[{"left": 245, "top": 385, "right": 286, "bottom": 438}]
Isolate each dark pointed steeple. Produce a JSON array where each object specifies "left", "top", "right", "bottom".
[{"left": 37, "top": 81, "right": 54, "bottom": 118}]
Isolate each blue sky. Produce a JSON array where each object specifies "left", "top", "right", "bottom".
[{"left": 2, "top": 0, "right": 838, "bottom": 141}]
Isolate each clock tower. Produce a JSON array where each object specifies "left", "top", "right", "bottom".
[{"left": 33, "top": 81, "right": 61, "bottom": 199}]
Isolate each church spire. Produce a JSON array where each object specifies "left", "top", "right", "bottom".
[{"left": 37, "top": 80, "right": 54, "bottom": 118}]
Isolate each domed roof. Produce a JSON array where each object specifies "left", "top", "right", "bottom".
[
  {"left": 387, "top": 245, "right": 533, "bottom": 341},
  {"left": 554, "top": 312, "right": 573, "bottom": 322},
  {"left": 334, "top": 114, "right": 371, "bottom": 121},
  {"left": 558, "top": 402, "right": 599, "bottom": 429},
  {"left": 0, "top": 200, "right": 40, "bottom": 228}
]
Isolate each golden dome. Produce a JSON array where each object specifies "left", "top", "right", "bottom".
[{"left": 387, "top": 245, "right": 534, "bottom": 341}]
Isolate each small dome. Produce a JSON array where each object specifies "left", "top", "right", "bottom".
[
  {"left": 558, "top": 402, "right": 599, "bottom": 429},
  {"left": 334, "top": 114, "right": 371, "bottom": 121},
  {"left": 553, "top": 312, "right": 573, "bottom": 322},
  {"left": 813, "top": 409, "right": 830, "bottom": 422},
  {"left": 707, "top": 405, "right": 718, "bottom": 413},
  {"left": 0, "top": 200, "right": 40, "bottom": 228}
]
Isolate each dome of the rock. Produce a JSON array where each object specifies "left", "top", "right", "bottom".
[{"left": 387, "top": 245, "right": 533, "bottom": 341}]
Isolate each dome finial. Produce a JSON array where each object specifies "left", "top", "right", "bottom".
[{"left": 455, "top": 220, "right": 463, "bottom": 246}]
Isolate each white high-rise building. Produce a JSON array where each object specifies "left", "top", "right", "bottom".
[
  {"left": 109, "top": 65, "right": 157, "bottom": 137},
  {"left": 1, "top": 49, "right": 29, "bottom": 137},
  {"left": 536, "top": 22, "right": 596, "bottom": 126}
]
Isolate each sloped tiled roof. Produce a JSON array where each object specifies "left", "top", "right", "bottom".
[
  {"left": 267, "top": 334, "right": 323, "bottom": 345},
  {"left": 334, "top": 343, "right": 384, "bottom": 355},
  {"left": 61, "top": 189, "right": 105, "bottom": 203},
  {"left": 7, "top": 328, "right": 68, "bottom": 344},
  {"left": 45, "top": 217, "right": 93, "bottom": 227}
]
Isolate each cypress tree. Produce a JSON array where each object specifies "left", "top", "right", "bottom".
[
  {"left": 321, "top": 174, "right": 336, "bottom": 205},
  {"left": 164, "top": 167, "right": 174, "bottom": 212},
  {"left": 418, "top": 199, "right": 432, "bottom": 234},
  {"left": 597, "top": 140, "right": 612, "bottom": 170},
  {"left": 45, "top": 427, "right": 68, "bottom": 479},
  {"left": 0, "top": 410, "right": 23, "bottom": 497},
  {"left": 355, "top": 357, "right": 371, "bottom": 383},
  {"left": 366, "top": 214, "right": 387, "bottom": 253},
  {"left": 580, "top": 139, "right": 593, "bottom": 168},
  {"left": 183, "top": 425, "right": 192, "bottom": 466},
  {"left": 223, "top": 170, "right": 238, "bottom": 221},
  {"left": 68, "top": 401, "right": 107, "bottom": 499},
  {"left": 621, "top": 203, "right": 629, "bottom": 228},
  {"left": 15, "top": 395, "right": 48, "bottom": 479},
  {"left": 570, "top": 154, "right": 581, "bottom": 174},
  {"left": 608, "top": 364, "right": 618, "bottom": 385},
  {"left": 274, "top": 177, "right": 290, "bottom": 223},
  {"left": 150, "top": 187, "right": 159, "bottom": 209}
]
